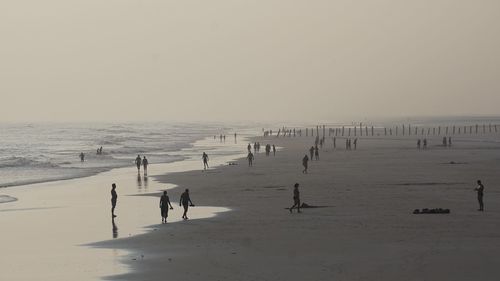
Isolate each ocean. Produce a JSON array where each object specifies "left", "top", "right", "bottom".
[{"left": 0, "top": 122, "right": 254, "bottom": 188}]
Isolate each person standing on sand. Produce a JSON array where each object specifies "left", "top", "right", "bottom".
[
  {"left": 247, "top": 143, "right": 252, "bottom": 153},
  {"left": 142, "top": 156, "right": 149, "bottom": 175},
  {"left": 417, "top": 139, "right": 421, "bottom": 149},
  {"left": 80, "top": 152, "right": 85, "bottom": 162},
  {"left": 272, "top": 144, "right": 276, "bottom": 156},
  {"left": 135, "top": 155, "right": 142, "bottom": 172},
  {"left": 302, "top": 154, "right": 309, "bottom": 174},
  {"left": 289, "top": 183, "right": 301, "bottom": 213},
  {"left": 202, "top": 152, "right": 209, "bottom": 170},
  {"left": 179, "top": 189, "right": 194, "bottom": 220},
  {"left": 159, "top": 191, "right": 174, "bottom": 223},
  {"left": 314, "top": 146, "right": 319, "bottom": 160},
  {"left": 247, "top": 152, "right": 254, "bottom": 166},
  {"left": 309, "top": 146, "right": 314, "bottom": 160},
  {"left": 423, "top": 139, "right": 427, "bottom": 149},
  {"left": 111, "top": 183, "right": 117, "bottom": 218},
  {"left": 474, "top": 180, "right": 485, "bottom": 211}
]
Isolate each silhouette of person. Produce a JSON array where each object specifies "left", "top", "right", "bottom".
[
  {"left": 111, "top": 183, "right": 117, "bottom": 218},
  {"left": 309, "top": 146, "right": 314, "bottom": 160},
  {"left": 423, "top": 139, "right": 427, "bottom": 149},
  {"left": 289, "top": 183, "right": 301, "bottom": 213},
  {"left": 247, "top": 152, "right": 254, "bottom": 166},
  {"left": 417, "top": 139, "right": 421, "bottom": 149},
  {"left": 314, "top": 146, "right": 319, "bottom": 160},
  {"left": 202, "top": 152, "right": 209, "bottom": 170},
  {"left": 272, "top": 144, "right": 276, "bottom": 156},
  {"left": 474, "top": 180, "right": 484, "bottom": 211},
  {"left": 179, "top": 189, "right": 194, "bottom": 220},
  {"left": 80, "top": 152, "right": 85, "bottom": 162},
  {"left": 302, "top": 155, "right": 309, "bottom": 174},
  {"left": 142, "top": 156, "right": 149, "bottom": 175},
  {"left": 159, "top": 191, "right": 174, "bottom": 223},
  {"left": 135, "top": 155, "right": 142, "bottom": 172},
  {"left": 448, "top": 137, "right": 452, "bottom": 147},
  {"left": 353, "top": 138, "right": 357, "bottom": 150},
  {"left": 247, "top": 143, "right": 252, "bottom": 153}
]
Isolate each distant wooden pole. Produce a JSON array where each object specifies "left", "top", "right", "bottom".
[
  {"left": 384, "top": 127, "right": 387, "bottom": 136},
  {"left": 365, "top": 126, "right": 368, "bottom": 136},
  {"left": 342, "top": 126, "right": 344, "bottom": 136},
  {"left": 371, "top": 126, "right": 374, "bottom": 136},
  {"left": 445, "top": 126, "right": 448, "bottom": 135},
  {"left": 360, "top": 123, "right": 362, "bottom": 136},
  {"left": 306, "top": 128, "right": 308, "bottom": 136},
  {"left": 438, "top": 126, "right": 441, "bottom": 135},
  {"left": 402, "top": 124, "right": 405, "bottom": 136},
  {"left": 348, "top": 127, "right": 351, "bottom": 136}
]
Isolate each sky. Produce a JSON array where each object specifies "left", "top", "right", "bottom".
[{"left": 1, "top": 0, "right": 499, "bottom": 122}]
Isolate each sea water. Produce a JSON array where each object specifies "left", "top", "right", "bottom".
[{"left": 0, "top": 122, "right": 252, "bottom": 188}]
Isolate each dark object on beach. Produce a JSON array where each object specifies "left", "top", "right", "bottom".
[{"left": 413, "top": 208, "right": 450, "bottom": 214}]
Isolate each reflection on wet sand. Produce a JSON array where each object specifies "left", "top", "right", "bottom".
[{"left": 112, "top": 218, "right": 118, "bottom": 239}]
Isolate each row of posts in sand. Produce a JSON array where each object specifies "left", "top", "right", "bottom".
[{"left": 268, "top": 123, "right": 499, "bottom": 138}]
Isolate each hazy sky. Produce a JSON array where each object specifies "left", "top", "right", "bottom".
[{"left": 1, "top": 1, "right": 499, "bottom": 122}]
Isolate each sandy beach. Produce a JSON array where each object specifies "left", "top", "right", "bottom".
[
  {"left": 99, "top": 132, "right": 500, "bottom": 281},
  {"left": 0, "top": 136, "right": 246, "bottom": 281}
]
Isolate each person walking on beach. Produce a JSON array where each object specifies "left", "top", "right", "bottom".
[
  {"left": 179, "top": 189, "right": 194, "bottom": 220},
  {"left": 247, "top": 152, "right": 254, "bottom": 166},
  {"left": 247, "top": 143, "right": 252, "bottom": 153},
  {"left": 142, "top": 156, "right": 149, "bottom": 175},
  {"left": 302, "top": 154, "right": 309, "bottom": 174},
  {"left": 135, "top": 155, "right": 142, "bottom": 172},
  {"left": 309, "top": 146, "right": 314, "bottom": 160},
  {"left": 111, "top": 183, "right": 117, "bottom": 218},
  {"left": 423, "top": 139, "right": 427, "bottom": 150},
  {"left": 314, "top": 146, "right": 319, "bottom": 160},
  {"left": 353, "top": 138, "right": 358, "bottom": 150},
  {"left": 272, "top": 144, "right": 276, "bottom": 156},
  {"left": 159, "top": 191, "right": 174, "bottom": 223},
  {"left": 202, "top": 152, "right": 209, "bottom": 170},
  {"left": 474, "top": 180, "right": 485, "bottom": 211},
  {"left": 80, "top": 152, "right": 85, "bottom": 162},
  {"left": 289, "top": 183, "right": 301, "bottom": 213},
  {"left": 417, "top": 139, "right": 421, "bottom": 149}
]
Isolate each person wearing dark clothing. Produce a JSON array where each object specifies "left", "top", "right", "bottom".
[
  {"left": 474, "top": 180, "right": 485, "bottom": 211},
  {"left": 302, "top": 155, "right": 309, "bottom": 174},
  {"left": 159, "top": 191, "right": 174, "bottom": 223},
  {"left": 202, "top": 152, "right": 209, "bottom": 170},
  {"left": 179, "top": 189, "right": 194, "bottom": 220},
  {"left": 247, "top": 152, "right": 254, "bottom": 166},
  {"left": 80, "top": 152, "right": 85, "bottom": 162},
  {"left": 142, "top": 156, "right": 149, "bottom": 174},
  {"left": 309, "top": 146, "right": 314, "bottom": 160},
  {"left": 135, "top": 155, "right": 142, "bottom": 172},
  {"left": 272, "top": 145, "right": 276, "bottom": 156},
  {"left": 111, "top": 183, "right": 117, "bottom": 218},
  {"left": 289, "top": 183, "right": 301, "bottom": 213},
  {"left": 314, "top": 146, "right": 319, "bottom": 160}
]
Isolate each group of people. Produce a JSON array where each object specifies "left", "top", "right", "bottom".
[
  {"left": 417, "top": 139, "right": 428, "bottom": 149},
  {"left": 345, "top": 138, "right": 358, "bottom": 150},
  {"left": 111, "top": 183, "right": 195, "bottom": 223},
  {"left": 135, "top": 155, "right": 149, "bottom": 174},
  {"left": 96, "top": 146, "right": 104, "bottom": 155},
  {"left": 265, "top": 144, "right": 276, "bottom": 156}
]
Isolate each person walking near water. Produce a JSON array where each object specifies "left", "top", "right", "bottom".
[
  {"left": 179, "top": 189, "right": 194, "bottom": 220},
  {"left": 314, "top": 146, "right": 319, "bottom": 160},
  {"left": 247, "top": 152, "right": 254, "bottom": 166},
  {"left": 474, "top": 180, "right": 485, "bottom": 211},
  {"left": 272, "top": 144, "right": 276, "bottom": 156},
  {"left": 159, "top": 191, "right": 174, "bottom": 223},
  {"left": 80, "top": 152, "right": 85, "bottom": 162},
  {"left": 135, "top": 155, "right": 142, "bottom": 172},
  {"left": 111, "top": 183, "right": 117, "bottom": 218},
  {"left": 202, "top": 152, "right": 209, "bottom": 170},
  {"left": 289, "top": 183, "right": 301, "bottom": 213},
  {"left": 247, "top": 143, "right": 252, "bottom": 153},
  {"left": 302, "top": 154, "right": 309, "bottom": 174},
  {"left": 142, "top": 156, "right": 149, "bottom": 175},
  {"left": 309, "top": 146, "right": 314, "bottom": 160}
]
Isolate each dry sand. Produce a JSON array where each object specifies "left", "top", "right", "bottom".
[{"left": 101, "top": 133, "right": 500, "bottom": 281}]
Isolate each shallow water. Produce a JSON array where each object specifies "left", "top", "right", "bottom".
[{"left": 0, "top": 134, "right": 252, "bottom": 281}]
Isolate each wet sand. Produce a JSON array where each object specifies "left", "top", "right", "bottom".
[
  {"left": 102, "top": 132, "right": 500, "bottom": 281},
  {"left": 0, "top": 137, "right": 245, "bottom": 281}
]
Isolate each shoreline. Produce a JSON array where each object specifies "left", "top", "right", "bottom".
[
  {"left": 0, "top": 134, "right": 253, "bottom": 281},
  {"left": 100, "top": 131, "right": 500, "bottom": 281}
]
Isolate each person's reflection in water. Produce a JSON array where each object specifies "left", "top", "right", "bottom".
[
  {"left": 112, "top": 217, "right": 118, "bottom": 239},
  {"left": 144, "top": 175, "right": 148, "bottom": 189},
  {"left": 137, "top": 173, "right": 142, "bottom": 189}
]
